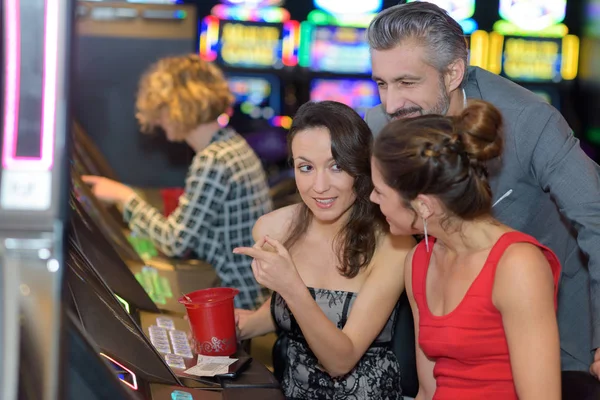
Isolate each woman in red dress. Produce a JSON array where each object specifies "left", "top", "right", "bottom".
[{"left": 370, "top": 100, "right": 562, "bottom": 400}]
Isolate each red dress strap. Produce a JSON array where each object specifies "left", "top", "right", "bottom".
[{"left": 411, "top": 238, "right": 436, "bottom": 313}]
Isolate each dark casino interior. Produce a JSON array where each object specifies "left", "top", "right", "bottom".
[{"left": 1, "top": 1, "right": 600, "bottom": 400}]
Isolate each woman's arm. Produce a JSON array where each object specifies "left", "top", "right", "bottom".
[
  {"left": 404, "top": 247, "right": 436, "bottom": 400},
  {"left": 236, "top": 297, "right": 276, "bottom": 340},
  {"left": 494, "top": 243, "right": 561, "bottom": 400},
  {"left": 281, "top": 234, "right": 415, "bottom": 377}
]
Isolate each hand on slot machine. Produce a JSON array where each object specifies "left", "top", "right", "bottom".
[{"left": 81, "top": 175, "right": 136, "bottom": 205}]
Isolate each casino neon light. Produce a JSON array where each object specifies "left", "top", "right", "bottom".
[{"left": 2, "top": 0, "right": 58, "bottom": 171}]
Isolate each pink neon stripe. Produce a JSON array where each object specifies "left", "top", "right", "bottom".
[
  {"left": 99, "top": 353, "right": 139, "bottom": 391},
  {"left": 4, "top": 0, "right": 58, "bottom": 170},
  {"left": 1, "top": 0, "right": 21, "bottom": 169},
  {"left": 40, "top": 0, "right": 58, "bottom": 170}
]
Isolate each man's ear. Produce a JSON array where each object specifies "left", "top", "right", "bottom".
[{"left": 445, "top": 58, "right": 466, "bottom": 92}]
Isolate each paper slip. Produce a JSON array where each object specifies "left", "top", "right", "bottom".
[{"left": 184, "top": 355, "right": 238, "bottom": 377}]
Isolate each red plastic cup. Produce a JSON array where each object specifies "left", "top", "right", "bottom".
[
  {"left": 160, "top": 188, "right": 185, "bottom": 217},
  {"left": 178, "top": 288, "right": 240, "bottom": 356}
]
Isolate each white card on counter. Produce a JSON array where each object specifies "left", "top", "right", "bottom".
[
  {"left": 156, "top": 316, "right": 175, "bottom": 330},
  {"left": 165, "top": 354, "right": 186, "bottom": 369},
  {"left": 184, "top": 355, "right": 238, "bottom": 377}
]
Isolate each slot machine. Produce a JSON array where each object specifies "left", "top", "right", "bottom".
[
  {"left": 488, "top": 0, "right": 579, "bottom": 113},
  {"left": 199, "top": 0, "right": 301, "bottom": 187},
  {"left": 199, "top": 1, "right": 299, "bottom": 149},
  {"left": 0, "top": 0, "right": 72, "bottom": 398},
  {"left": 299, "top": 0, "right": 382, "bottom": 118}
]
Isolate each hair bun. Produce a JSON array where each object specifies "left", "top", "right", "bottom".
[{"left": 456, "top": 100, "right": 503, "bottom": 162}]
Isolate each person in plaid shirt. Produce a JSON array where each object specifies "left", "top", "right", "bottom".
[{"left": 83, "top": 55, "right": 272, "bottom": 309}]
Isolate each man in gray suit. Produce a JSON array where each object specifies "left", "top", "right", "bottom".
[{"left": 365, "top": 1, "right": 600, "bottom": 378}]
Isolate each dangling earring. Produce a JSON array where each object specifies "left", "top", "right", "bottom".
[{"left": 423, "top": 217, "right": 430, "bottom": 253}]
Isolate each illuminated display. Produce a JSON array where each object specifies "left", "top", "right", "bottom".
[
  {"left": 504, "top": 37, "right": 561, "bottom": 81},
  {"left": 310, "top": 78, "right": 379, "bottom": 118},
  {"left": 488, "top": 34, "right": 579, "bottom": 82},
  {"left": 225, "top": 74, "right": 290, "bottom": 129},
  {"left": 313, "top": 0, "right": 382, "bottom": 15},
  {"left": 135, "top": 266, "right": 173, "bottom": 305},
  {"left": 200, "top": 17, "right": 299, "bottom": 68},
  {"left": 127, "top": 234, "right": 158, "bottom": 259},
  {"left": 211, "top": 4, "right": 290, "bottom": 23},
  {"left": 494, "top": 0, "right": 568, "bottom": 37},
  {"left": 211, "top": 0, "right": 289, "bottom": 23},
  {"left": 500, "top": 0, "right": 565, "bottom": 31},
  {"left": 121, "top": 0, "right": 181, "bottom": 3},
  {"left": 308, "top": 0, "right": 381, "bottom": 27},
  {"left": 115, "top": 294, "right": 131, "bottom": 314},
  {"left": 407, "top": 0, "right": 477, "bottom": 34},
  {"left": 300, "top": 25, "right": 371, "bottom": 74},
  {"left": 221, "top": 0, "right": 283, "bottom": 6},
  {"left": 228, "top": 74, "right": 280, "bottom": 118},
  {"left": 221, "top": 21, "right": 281, "bottom": 67},
  {"left": 2, "top": 0, "right": 57, "bottom": 170},
  {"left": 100, "top": 353, "right": 138, "bottom": 391},
  {"left": 171, "top": 390, "right": 194, "bottom": 400}
]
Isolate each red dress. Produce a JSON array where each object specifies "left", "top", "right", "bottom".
[{"left": 412, "top": 231, "right": 561, "bottom": 399}]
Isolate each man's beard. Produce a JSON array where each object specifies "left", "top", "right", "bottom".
[{"left": 387, "top": 78, "right": 451, "bottom": 120}]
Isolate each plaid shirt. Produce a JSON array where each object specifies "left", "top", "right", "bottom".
[{"left": 123, "top": 128, "right": 272, "bottom": 309}]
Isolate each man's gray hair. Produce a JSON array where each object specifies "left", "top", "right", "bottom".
[{"left": 367, "top": 1, "right": 468, "bottom": 83}]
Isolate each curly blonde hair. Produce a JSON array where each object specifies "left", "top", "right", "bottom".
[{"left": 135, "top": 54, "right": 234, "bottom": 138}]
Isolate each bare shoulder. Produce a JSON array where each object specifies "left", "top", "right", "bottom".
[
  {"left": 496, "top": 242, "right": 552, "bottom": 280},
  {"left": 252, "top": 203, "right": 300, "bottom": 242},
  {"left": 374, "top": 232, "right": 417, "bottom": 259},
  {"left": 494, "top": 242, "right": 555, "bottom": 308},
  {"left": 370, "top": 232, "right": 416, "bottom": 276}
]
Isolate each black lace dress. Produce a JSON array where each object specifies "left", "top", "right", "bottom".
[{"left": 271, "top": 288, "right": 402, "bottom": 400}]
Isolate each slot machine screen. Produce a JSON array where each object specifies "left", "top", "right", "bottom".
[
  {"left": 306, "top": 25, "right": 371, "bottom": 74},
  {"left": 69, "top": 195, "right": 158, "bottom": 312},
  {"left": 217, "top": 20, "right": 285, "bottom": 69},
  {"left": 310, "top": 78, "right": 380, "bottom": 118},
  {"left": 500, "top": 36, "right": 564, "bottom": 82},
  {"left": 227, "top": 74, "right": 281, "bottom": 125}
]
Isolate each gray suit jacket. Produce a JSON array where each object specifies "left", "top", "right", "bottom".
[{"left": 366, "top": 66, "right": 600, "bottom": 369}]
